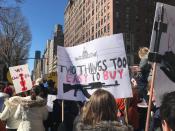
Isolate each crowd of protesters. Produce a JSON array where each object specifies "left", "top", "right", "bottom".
[{"left": 0, "top": 47, "right": 175, "bottom": 131}]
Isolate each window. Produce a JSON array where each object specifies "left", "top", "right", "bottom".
[
  {"left": 107, "top": 13, "right": 110, "bottom": 20},
  {"left": 107, "top": 3, "right": 110, "bottom": 9},
  {"left": 104, "top": 15, "right": 107, "bottom": 23},
  {"left": 101, "top": 9, "right": 103, "bottom": 16},
  {"left": 98, "top": 30, "right": 100, "bottom": 36},
  {"left": 101, "top": 28, "right": 103, "bottom": 35},
  {"left": 92, "top": 10, "right": 94, "bottom": 16},
  {"left": 107, "top": 24, "right": 110, "bottom": 32},
  {"left": 116, "top": 12, "right": 119, "bottom": 18},
  {"left": 104, "top": 6, "right": 106, "bottom": 13},
  {"left": 104, "top": 26, "right": 106, "bottom": 33},
  {"left": 92, "top": 26, "right": 94, "bottom": 33},
  {"left": 101, "top": 18, "right": 103, "bottom": 25}
]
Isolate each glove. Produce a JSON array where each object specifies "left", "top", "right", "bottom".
[{"left": 160, "top": 51, "right": 175, "bottom": 83}]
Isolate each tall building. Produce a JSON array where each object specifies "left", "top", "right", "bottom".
[
  {"left": 64, "top": 0, "right": 175, "bottom": 65},
  {"left": 42, "top": 24, "right": 64, "bottom": 78}
]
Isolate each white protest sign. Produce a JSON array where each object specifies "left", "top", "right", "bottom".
[
  {"left": 150, "top": 2, "right": 175, "bottom": 106},
  {"left": 57, "top": 34, "right": 132, "bottom": 101},
  {"left": 47, "top": 94, "right": 57, "bottom": 112},
  {"left": 9, "top": 64, "right": 32, "bottom": 94}
]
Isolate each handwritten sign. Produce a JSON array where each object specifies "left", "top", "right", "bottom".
[
  {"left": 9, "top": 64, "right": 32, "bottom": 94},
  {"left": 150, "top": 3, "right": 175, "bottom": 106},
  {"left": 57, "top": 34, "right": 132, "bottom": 101}
]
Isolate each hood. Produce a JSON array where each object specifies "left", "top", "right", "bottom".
[
  {"left": 21, "top": 96, "right": 46, "bottom": 108},
  {"left": 5, "top": 96, "right": 46, "bottom": 108},
  {"left": 76, "top": 121, "right": 133, "bottom": 131}
]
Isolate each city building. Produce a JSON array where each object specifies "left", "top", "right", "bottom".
[
  {"left": 64, "top": 0, "right": 175, "bottom": 65},
  {"left": 33, "top": 50, "right": 41, "bottom": 80},
  {"left": 42, "top": 24, "right": 64, "bottom": 79}
]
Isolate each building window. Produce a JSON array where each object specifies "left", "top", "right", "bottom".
[
  {"left": 107, "top": 24, "right": 110, "bottom": 32},
  {"left": 98, "top": 30, "right": 100, "bottom": 36},
  {"left": 92, "top": 26, "right": 94, "bottom": 33},
  {"left": 101, "top": 28, "right": 103, "bottom": 35},
  {"left": 116, "top": 12, "right": 119, "bottom": 18},
  {"left": 101, "top": 9, "right": 103, "bottom": 16},
  {"left": 92, "top": 10, "right": 94, "bottom": 16},
  {"left": 104, "top": 15, "right": 107, "bottom": 23},
  {"left": 107, "top": 2, "right": 110, "bottom": 9},
  {"left": 98, "top": 21, "right": 100, "bottom": 27},
  {"left": 104, "top": 26, "right": 106, "bottom": 33},
  {"left": 107, "top": 13, "right": 110, "bottom": 20},
  {"left": 104, "top": 6, "right": 106, "bottom": 13},
  {"left": 101, "top": 18, "right": 103, "bottom": 25},
  {"left": 91, "top": 35, "right": 94, "bottom": 40}
]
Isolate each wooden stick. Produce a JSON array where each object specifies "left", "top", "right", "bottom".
[
  {"left": 124, "top": 98, "right": 128, "bottom": 125},
  {"left": 145, "top": 63, "right": 157, "bottom": 131},
  {"left": 62, "top": 100, "right": 64, "bottom": 122}
]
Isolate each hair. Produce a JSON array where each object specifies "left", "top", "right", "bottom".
[
  {"left": 82, "top": 89, "right": 117, "bottom": 126},
  {"left": 138, "top": 47, "right": 149, "bottom": 59},
  {"left": 160, "top": 91, "right": 175, "bottom": 131},
  {"left": 30, "top": 85, "right": 41, "bottom": 100}
]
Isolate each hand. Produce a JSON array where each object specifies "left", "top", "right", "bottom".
[{"left": 131, "top": 78, "right": 137, "bottom": 87}]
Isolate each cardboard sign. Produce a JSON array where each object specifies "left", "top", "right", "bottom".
[
  {"left": 150, "top": 2, "right": 175, "bottom": 106},
  {"left": 57, "top": 34, "right": 132, "bottom": 101},
  {"left": 9, "top": 64, "right": 32, "bottom": 94}
]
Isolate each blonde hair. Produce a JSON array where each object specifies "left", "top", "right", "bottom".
[{"left": 138, "top": 47, "right": 149, "bottom": 59}]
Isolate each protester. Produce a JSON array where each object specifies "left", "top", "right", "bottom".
[
  {"left": 0, "top": 91, "right": 9, "bottom": 112},
  {"left": 57, "top": 100, "right": 80, "bottom": 131},
  {"left": 160, "top": 91, "right": 175, "bottom": 131},
  {"left": 14, "top": 86, "right": 48, "bottom": 131},
  {"left": 74, "top": 89, "right": 133, "bottom": 131},
  {"left": 137, "top": 47, "right": 151, "bottom": 104},
  {"left": 127, "top": 87, "right": 140, "bottom": 131},
  {"left": 3, "top": 83, "right": 14, "bottom": 97},
  {"left": 0, "top": 96, "right": 22, "bottom": 131}
]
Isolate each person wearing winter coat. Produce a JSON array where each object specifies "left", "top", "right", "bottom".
[
  {"left": 0, "top": 96, "right": 22, "bottom": 131},
  {"left": 14, "top": 86, "right": 48, "bottom": 131},
  {"left": 74, "top": 89, "right": 133, "bottom": 131}
]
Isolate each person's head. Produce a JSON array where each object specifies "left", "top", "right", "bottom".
[
  {"left": 160, "top": 91, "right": 175, "bottom": 131},
  {"left": 30, "top": 86, "right": 41, "bottom": 100},
  {"left": 138, "top": 47, "right": 149, "bottom": 59},
  {"left": 82, "top": 89, "right": 117, "bottom": 126}
]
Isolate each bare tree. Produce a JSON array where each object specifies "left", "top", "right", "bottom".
[{"left": 0, "top": 8, "right": 31, "bottom": 67}]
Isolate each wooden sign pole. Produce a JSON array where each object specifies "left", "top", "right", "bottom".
[
  {"left": 62, "top": 100, "right": 64, "bottom": 122},
  {"left": 145, "top": 63, "right": 157, "bottom": 131}
]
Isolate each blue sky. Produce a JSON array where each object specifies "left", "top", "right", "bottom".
[{"left": 21, "top": 0, "right": 68, "bottom": 71}]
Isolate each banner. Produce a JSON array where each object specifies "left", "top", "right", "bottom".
[
  {"left": 9, "top": 64, "right": 32, "bottom": 94},
  {"left": 57, "top": 34, "right": 132, "bottom": 101},
  {"left": 150, "top": 2, "right": 175, "bottom": 106}
]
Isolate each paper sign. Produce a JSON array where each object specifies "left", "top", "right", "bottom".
[
  {"left": 9, "top": 64, "right": 32, "bottom": 94},
  {"left": 47, "top": 94, "right": 57, "bottom": 112},
  {"left": 57, "top": 34, "right": 132, "bottom": 101},
  {"left": 150, "top": 2, "right": 175, "bottom": 106}
]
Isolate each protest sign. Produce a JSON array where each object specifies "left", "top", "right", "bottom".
[
  {"left": 149, "top": 2, "right": 175, "bottom": 106},
  {"left": 57, "top": 34, "right": 132, "bottom": 101},
  {"left": 9, "top": 64, "right": 32, "bottom": 94},
  {"left": 47, "top": 94, "right": 57, "bottom": 112}
]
